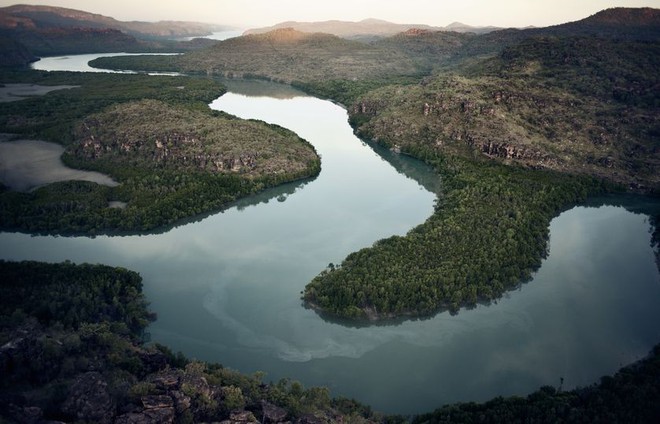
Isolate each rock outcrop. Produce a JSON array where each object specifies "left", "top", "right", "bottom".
[{"left": 61, "top": 372, "right": 114, "bottom": 424}]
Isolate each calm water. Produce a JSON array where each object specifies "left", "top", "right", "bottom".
[
  {"left": 32, "top": 53, "right": 181, "bottom": 75},
  {"left": 0, "top": 139, "right": 118, "bottom": 192},
  {"left": 1, "top": 55, "right": 660, "bottom": 414}
]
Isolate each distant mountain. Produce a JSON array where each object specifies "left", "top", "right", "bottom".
[
  {"left": 444, "top": 21, "right": 501, "bottom": 34},
  {"left": 177, "top": 28, "right": 419, "bottom": 83},
  {"left": 0, "top": 4, "right": 226, "bottom": 57},
  {"left": 545, "top": 7, "right": 660, "bottom": 39},
  {"left": 0, "top": 35, "right": 37, "bottom": 66},
  {"left": 447, "top": 7, "right": 660, "bottom": 62},
  {"left": 244, "top": 18, "right": 500, "bottom": 41},
  {"left": 0, "top": 4, "right": 227, "bottom": 38}
]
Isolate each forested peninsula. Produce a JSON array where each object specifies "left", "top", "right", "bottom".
[{"left": 0, "top": 71, "right": 320, "bottom": 234}]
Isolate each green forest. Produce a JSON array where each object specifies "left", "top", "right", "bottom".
[{"left": 1, "top": 6, "right": 660, "bottom": 421}]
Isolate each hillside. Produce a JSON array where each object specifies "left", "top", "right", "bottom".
[
  {"left": 0, "top": 4, "right": 226, "bottom": 56},
  {"left": 348, "top": 37, "right": 659, "bottom": 192},
  {"left": 0, "top": 35, "right": 36, "bottom": 66},
  {"left": 0, "top": 261, "right": 380, "bottom": 424},
  {"left": 453, "top": 7, "right": 660, "bottom": 61},
  {"left": 178, "top": 28, "right": 421, "bottom": 83}
]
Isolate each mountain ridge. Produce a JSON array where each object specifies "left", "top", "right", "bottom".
[
  {"left": 0, "top": 4, "right": 228, "bottom": 38},
  {"left": 244, "top": 18, "right": 500, "bottom": 40}
]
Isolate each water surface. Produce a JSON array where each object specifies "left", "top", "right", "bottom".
[{"left": 0, "top": 139, "right": 118, "bottom": 191}]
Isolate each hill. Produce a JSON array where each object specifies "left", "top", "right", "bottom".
[
  {"left": 244, "top": 18, "right": 499, "bottom": 41},
  {"left": 177, "top": 28, "right": 421, "bottom": 83},
  {"left": 453, "top": 7, "right": 660, "bottom": 61},
  {"left": 0, "top": 4, "right": 226, "bottom": 57},
  {"left": 348, "top": 36, "right": 659, "bottom": 192}
]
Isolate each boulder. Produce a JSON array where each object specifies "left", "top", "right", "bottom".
[
  {"left": 114, "top": 407, "right": 175, "bottom": 424},
  {"left": 261, "top": 400, "right": 288, "bottom": 423}
]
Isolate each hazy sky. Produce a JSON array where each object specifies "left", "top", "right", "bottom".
[{"left": 0, "top": 0, "right": 657, "bottom": 28}]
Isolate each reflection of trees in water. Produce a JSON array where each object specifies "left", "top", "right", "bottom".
[
  {"left": 234, "top": 177, "right": 314, "bottom": 211},
  {"left": 219, "top": 78, "right": 307, "bottom": 100},
  {"left": 144, "top": 176, "right": 317, "bottom": 236},
  {"left": 581, "top": 194, "right": 660, "bottom": 272},
  {"left": 368, "top": 141, "right": 443, "bottom": 195}
]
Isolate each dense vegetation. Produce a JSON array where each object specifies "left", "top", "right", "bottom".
[
  {"left": 1, "top": 6, "right": 660, "bottom": 423},
  {"left": 91, "top": 28, "right": 427, "bottom": 84},
  {"left": 413, "top": 348, "right": 660, "bottom": 423},
  {"left": 0, "top": 261, "right": 385, "bottom": 423},
  {"left": 0, "top": 71, "right": 320, "bottom": 234},
  {"left": 2, "top": 260, "right": 660, "bottom": 423}
]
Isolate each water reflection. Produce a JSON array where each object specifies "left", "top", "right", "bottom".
[{"left": 220, "top": 78, "right": 307, "bottom": 99}]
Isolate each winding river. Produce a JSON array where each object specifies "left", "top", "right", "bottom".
[{"left": 0, "top": 55, "right": 659, "bottom": 414}]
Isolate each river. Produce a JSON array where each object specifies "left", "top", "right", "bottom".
[{"left": 0, "top": 55, "right": 659, "bottom": 414}]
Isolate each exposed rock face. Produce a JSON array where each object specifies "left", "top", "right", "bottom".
[
  {"left": 349, "top": 72, "right": 659, "bottom": 191},
  {"left": 61, "top": 371, "right": 114, "bottom": 424},
  {"left": 115, "top": 407, "right": 175, "bottom": 424},
  {"left": 70, "top": 99, "right": 319, "bottom": 179},
  {"left": 262, "top": 400, "right": 288, "bottom": 423},
  {"left": 224, "top": 410, "right": 258, "bottom": 423},
  {"left": 295, "top": 414, "right": 328, "bottom": 424}
]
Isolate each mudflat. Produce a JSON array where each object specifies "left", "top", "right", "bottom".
[
  {"left": 0, "top": 139, "right": 118, "bottom": 191},
  {"left": 0, "top": 83, "right": 78, "bottom": 102}
]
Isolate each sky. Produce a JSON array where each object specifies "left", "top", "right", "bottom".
[{"left": 0, "top": 0, "right": 658, "bottom": 29}]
